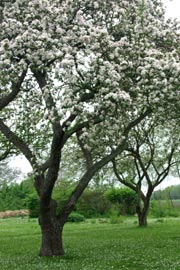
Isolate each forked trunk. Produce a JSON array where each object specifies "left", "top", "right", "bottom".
[{"left": 136, "top": 190, "right": 152, "bottom": 227}]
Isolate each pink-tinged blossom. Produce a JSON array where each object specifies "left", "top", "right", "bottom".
[{"left": 0, "top": 0, "right": 180, "bottom": 154}]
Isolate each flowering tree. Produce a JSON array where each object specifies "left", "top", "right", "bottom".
[
  {"left": 0, "top": 0, "right": 180, "bottom": 256},
  {"left": 112, "top": 117, "right": 180, "bottom": 226},
  {"left": 0, "top": 139, "right": 15, "bottom": 161}
]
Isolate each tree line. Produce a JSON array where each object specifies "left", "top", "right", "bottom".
[
  {"left": 1, "top": 175, "right": 179, "bottom": 221},
  {"left": 0, "top": 177, "right": 138, "bottom": 218},
  {"left": 153, "top": 185, "right": 180, "bottom": 200}
]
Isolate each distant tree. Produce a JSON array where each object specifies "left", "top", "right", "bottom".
[
  {"left": 26, "top": 192, "right": 39, "bottom": 218},
  {"left": 112, "top": 119, "right": 179, "bottom": 226},
  {"left": 0, "top": 176, "right": 34, "bottom": 211},
  {"left": 0, "top": 160, "right": 22, "bottom": 186},
  {"left": 0, "top": 182, "right": 24, "bottom": 211},
  {"left": 153, "top": 185, "right": 180, "bottom": 200}
]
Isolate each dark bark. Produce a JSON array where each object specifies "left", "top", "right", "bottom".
[
  {"left": 37, "top": 110, "right": 153, "bottom": 256},
  {"left": 136, "top": 205, "right": 148, "bottom": 226},
  {"left": 0, "top": 69, "right": 27, "bottom": 110},
  {"left": 38, "top": 199, "right": 64, "bottom": 256},
  {"left": 136, "top": 190, "right": 152, "bottom": 227},
  {"left": 39, "top": 222, "right": 64, "bottom": 256},
  {"left": 0, "top": 118, "right": 36, "bottom": 167}
]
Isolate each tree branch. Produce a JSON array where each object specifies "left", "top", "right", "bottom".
[
  {"left": 40, "top": 122, "right": 64, "bottom": 200},
  {"left": 112, "top": 158, "right": 137, "bottom": 192},
  {"left": 64, "top": 116, "right": 102, "bottom": 141},
  {"left": 58, "top": 109, "right": 152, "bottom": 224},
  {"left": 76, "top": 130, "right": 93, "bottom": 169},
  {"left": 0, "top": 118, "right": 36, "bottom": 168},
  {"left": 0, "top": 69, "right": 28, "bottom": 110},
  {"left": 155, "top": 148, "right": 175, "bottom": 187},
  {"left": 0, "top": 148, "right": 13, "bottom": 161}
]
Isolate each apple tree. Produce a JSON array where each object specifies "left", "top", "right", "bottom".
[{"left": 0, "top": 0, "right": 180, "bottom": 256}]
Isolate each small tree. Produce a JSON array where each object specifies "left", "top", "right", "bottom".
[{"left": 112, "top": 119, "right": 179, "bottom": 226}]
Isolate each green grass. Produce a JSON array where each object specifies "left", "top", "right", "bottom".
[{"left": 0, "top": 218, "right": 180, "bottom": 270}]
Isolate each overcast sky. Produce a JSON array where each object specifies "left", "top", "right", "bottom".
[
  {"left": 163, "top": 0, "right": 180, "bottom": 19},
  {"left": 11, "top": 0, "right": 180, "bottom": 188},
  {"left": 163, "top": 0, "right": 180, "bottom": 20}
]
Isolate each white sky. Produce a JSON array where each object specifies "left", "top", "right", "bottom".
[
  {"left": 11, "top": 0, "right": 180, "bottom": 188},
  {"left": 162, "top": 0, "right": 180, "bottom": 19},
  {"left": 11, "top": 155, "right": 32, "bottom": 175}
]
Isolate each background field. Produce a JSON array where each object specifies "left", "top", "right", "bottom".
[{"left": 0, "top": 218, "right": 180, "bottom": 270}]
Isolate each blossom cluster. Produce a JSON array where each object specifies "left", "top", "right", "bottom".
[{"left": 1, "top": 0, "right": 180, "bottom": 161}]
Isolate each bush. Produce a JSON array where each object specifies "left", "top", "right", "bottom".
[
  {"left": 151, "top": 207, "right": 166, "bottom": 218},
  {"left": 76, "top": 189, "right": 111, "bottom": 218},
  {"left": 26, "top": 194, "right": 39, "bottom": 218},
  {"left": 67, "top": 212, "right": 85, "bottom": 222},
  {"left": 156, "top": 219, "right": 164, "bottom": 223},
  {"left": 150, "top": 200, "right": 180, "bottom": 218},
  {"left": 166, "top": 209, "right": 179, "bottom": 218},
  {"left": 105, "top": 187, "right": 137, "bottom": 215},
  {"left": 109, "top": 215, "right": 124, "bottom": 224}
]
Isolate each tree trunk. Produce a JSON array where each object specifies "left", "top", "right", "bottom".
[
  {"left": 39, "top": 222, "right": 64, "bottom": 256},
  {"left": 136, "top": 202, "right": 149, "bottom": 227},
  {"left": 136, "top": 188, "right": 153, "bottom": 227},
  {"left": 38, "top": 199, "right": 65, "bottom": 256},
  {"left": 137, "top": 210, "right": 148, "bottom": 226}
]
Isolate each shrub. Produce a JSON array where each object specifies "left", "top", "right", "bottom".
[
  {"left": 26, "top": 194, "right": 39, "bottom": 218},
  {"left": 150, "top": 201, "right": 166, "bottom": 218},
  {"left": 109, "top": 215, "right": 124, "bottom": 224},
  {"left": 151, "top": 207, "right": 166, "bottom": 218},
  {"left": 150, "top": 200, "right": 180, "bottom": 218},
  {"left": 156, "top": 219, "right": 164, "bottom": 223},
  {"left": 105, "top": 187, "right": 137, "bottom": 215},
  {"left": 67, "top": 212, "right": 85, "bottom": 222},
  {"left": 90, "top": 219, "right": 97, "bottom": 224},
  {"left": 76, "top": 189, "right": 111, "bottom": 218},
  {"left": 166, "top": 209, "right": 179, "bottom": 218}
]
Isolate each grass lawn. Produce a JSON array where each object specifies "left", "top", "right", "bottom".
[{"left": 0, "top": 218, "right": 180, "bottom": 270}]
